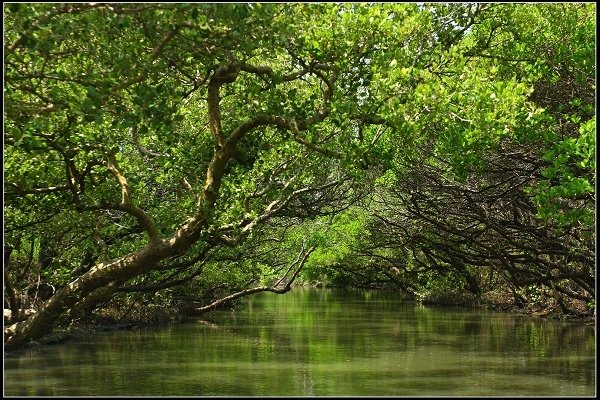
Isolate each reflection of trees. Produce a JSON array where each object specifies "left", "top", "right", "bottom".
[{"left": 391, "top": 302, "right": 594, "bottom": 365}]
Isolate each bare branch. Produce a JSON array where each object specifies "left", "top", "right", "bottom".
[
  {"left": 151, "top": 28, "right": 180, "bottom": 60},
  {"left": 192, "top": 245, "right": 316, "bottom": 313},
  {"left": 87, "top": 156, "right": 162, "bottom": 242},
  {"left": 117, "top": 244, "right": 215, "bottom": 292},
  {"left": 118, "top": 261, "right": 207, "bottom": 293},
  {"left": 274, "top": 241, "right": 306, "bottom": 287},
  {"left": 293, "top": 135, "right": 343, "bottom": 159},
  {"left": 5, "top": 183, "right": 70, "bottom": 197},
  {"left": 131, "top": 126, "right": 166, "bottom": 158},
  {"left": 81, "top": 203, "right": 161, "bottom": 244},
  {"left": 104, "top": 155, "right": 130, "bottom": 205},
  {"left": 239, "top": 61, "right": 309, "bottom": 83},
  {"left": 242, "top": 178, "right": 346, "bottom": 234}
]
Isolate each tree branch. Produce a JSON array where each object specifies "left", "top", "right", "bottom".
[
  {"left": 5, "top": 183, "right": 70, "bottom": 197},
  {"left": 192, "top": 245, "right": 316, "bottom": 313},
  {"left": 131, "top": 126, "right": 166, "bottom": 158},
  {"left": 207, "top": 64, "right": 241, "bottom": 147},
  {"left": 104, "top": 155, "right": 131, "bottom": 205},
  {"left": 82, "top": 203, "right": 161, "bottom": 244}
]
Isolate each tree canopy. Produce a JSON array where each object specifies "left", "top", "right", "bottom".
[{"left": 3, "top": 3, "right": 595, "bottom": 350}]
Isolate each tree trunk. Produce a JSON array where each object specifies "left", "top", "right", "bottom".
[
  {"left": 4, "top": 246, "right": 20, "bottom": 322},
  {"left": 38, "top": 237, "right": 57, "bottom": 271},
  {"left": 4, "top": 142, "right": 237, "bottom": 350},
  {"left": 4, "top": 242, "right": 167, "bottom": 349}
]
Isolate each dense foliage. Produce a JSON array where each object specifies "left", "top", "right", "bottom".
[{"left": 3, "top": 3, "right": 595, "bottom": 349}]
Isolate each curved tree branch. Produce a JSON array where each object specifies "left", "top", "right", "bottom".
[{"left": 192, "top": 244, "right": 316, "bottom": 314}]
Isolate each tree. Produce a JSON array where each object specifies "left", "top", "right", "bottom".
[
  {"left": 3, "top": 3, "right": 427, "bottom": 349},
  {"left": 301, "top": 3, "right": 595, "bottom": 314},
  {"left": 4, "top": 3, "right": 595, "bottom": 350}
]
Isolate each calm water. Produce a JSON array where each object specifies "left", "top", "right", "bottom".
[{"left": 3, "top": 288, "right": 596, "bottom": 396}]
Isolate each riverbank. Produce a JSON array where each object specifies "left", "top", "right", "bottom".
[
  {"left": 308, "top": 282, "right": 595, "bottom": 325},
  {"left": 416, "top": 288, "right": 595, "bottom": 325},
  {"left": 9, "top": 285, "right": 594, "bottom": 351}
]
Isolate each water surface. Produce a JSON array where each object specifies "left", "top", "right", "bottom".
[{"left": 4, "top": 288, "right": 596, "bottom": 396}]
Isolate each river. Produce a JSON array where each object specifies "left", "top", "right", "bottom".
[{"left": 3, "top": 287, "right": 596, "bottom": 396}]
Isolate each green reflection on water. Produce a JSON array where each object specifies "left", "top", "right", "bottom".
[{"left": 4, "top": 288, "right": 595, "bottom": 396}]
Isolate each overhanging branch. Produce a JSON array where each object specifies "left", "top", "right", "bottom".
[{"left": 192, "top": 244, "right": 316, "bottom": 313}]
